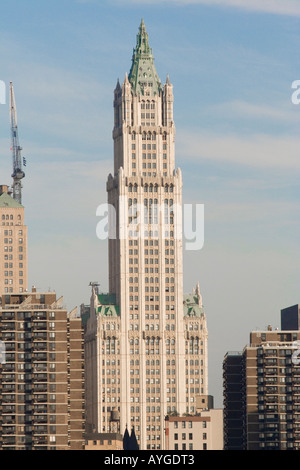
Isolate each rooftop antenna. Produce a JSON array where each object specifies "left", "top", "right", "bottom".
[{"left": 10, "top": 82, "right": 25, "bottom": 204}]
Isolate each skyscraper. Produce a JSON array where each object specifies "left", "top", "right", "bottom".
[
  {"left": 0, "top": 185, "right": 28, "bottom": 294},
  {"left": 84, "top": 20, "right": 208, "bottom": 450}
]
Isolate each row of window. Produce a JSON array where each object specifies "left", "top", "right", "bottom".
[
  {"left": 128, "top": 183, "right": 174, "bottom": 192},
  {"left": 1, "top": 214, "right": 22, "bottom": 221}
]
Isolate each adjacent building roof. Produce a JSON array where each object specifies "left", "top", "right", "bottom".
[{"left": 0, "top": 191, "right": 23, "bottom": 208}]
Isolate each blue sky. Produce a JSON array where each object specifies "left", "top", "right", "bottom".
[{"left": 0, "top": 0, "right": 299, "bottom": 406}]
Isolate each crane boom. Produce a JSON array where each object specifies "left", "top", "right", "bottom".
[{"left": 10, "top": 81, "right": 25, "bottom": 204}]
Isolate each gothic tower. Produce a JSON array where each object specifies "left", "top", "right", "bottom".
[{"left": 85, "top": 20, "right": 208, "bottom": 450}]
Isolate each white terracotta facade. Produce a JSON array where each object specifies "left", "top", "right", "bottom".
[{"left": 84, "top": 20, "right": 208, "bottom": 450}]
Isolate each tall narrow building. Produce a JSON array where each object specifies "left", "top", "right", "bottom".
[
  {"left": 0, "top": 185, "right": 28, "bottom": 294},
  {"left": 84, "top": 20, "right": 208, "bottom": 450}
]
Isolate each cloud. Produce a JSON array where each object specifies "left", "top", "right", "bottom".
[
  {"left": 208, "top": 100, "right": 299, "bottom": 124},
  {"left": 117, "top": 0, "right": 300, "bottom": 17},
  {"left": 176, "top": 131, "right": 300, "bottom": 171}
]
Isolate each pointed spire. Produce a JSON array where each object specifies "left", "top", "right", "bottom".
[
  {"left": 123, "top": 425, "right": 130, "bottom": 450},
  {"left": 166, "top": 73, "right": 171, "bottom": 85},
  {"left": 129, "top": 426, "right": 139, "bottom": 450},
  {"left": 115, "top": 78, "right": 121, "bottom": 91},
  {"left": 139, "top": 17, "right": 146, "bottom": 34},
  {"left": 128, "top": 20, "right": 161, "bottom": 96},
  {"left": 195, "top": 281, "right": 203, "bottom": 307}
]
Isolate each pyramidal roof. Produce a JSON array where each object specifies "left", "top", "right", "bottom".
[
  {"left": 128, "top": 19, "right": 161, "bottom": 96},
  {"left": 0, "top": 191, "right": 23, "bottom": 208}
]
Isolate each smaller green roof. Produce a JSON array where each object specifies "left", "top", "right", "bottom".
[
  {"left": 0, "top": 192, "right": 23, "bottom": 208},
  {"left": 183, "top": 294, "right": 205, "bottom": 318},
  {"left": 98, "top": 305, "right": 120, "bottom": 317}
]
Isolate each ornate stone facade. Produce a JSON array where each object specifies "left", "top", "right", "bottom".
[{"left": 84, "top": 20, "right": 208, "bottom": 450}]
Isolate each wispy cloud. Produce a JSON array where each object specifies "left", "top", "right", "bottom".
[
  {"left": 116, "top": 0, "right": 300, "bottom": 17},
  {"left": 177, "top": 131, "right": 300, "bottom": 170},
  {"left": 207, "top": 100, "right": 299, "bottom": 124}
]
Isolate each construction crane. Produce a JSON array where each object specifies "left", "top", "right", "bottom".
[{"left": 10, "top": 81, "right": 25, "bottom": 204}]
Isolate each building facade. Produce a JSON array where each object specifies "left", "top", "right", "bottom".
[
  {"left": 223, "top": 314, "right": 300, "bottom": 450},
  {"left": 0, "top": 185, "right": 28, "bottom": 294},
  {"left": 0, "top": 288, "right": 85, "bottom": 450},
  {"left": 165, "top": 410, "right": 223, "bottom": 451},
  {"left": 84, "top": 432, "right": 123, "bottom": 450},
  {"left": 84, "top": 20, "right": 208, "bottom": 450}
]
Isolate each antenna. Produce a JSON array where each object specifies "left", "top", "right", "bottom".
[{"left": 10, "top": 82, "right": 25, "bottom": 204}]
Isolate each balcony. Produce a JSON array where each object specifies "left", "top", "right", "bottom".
[
  {"left": 2, "top": 385, "right": 15, "bottom": 393},
  {"left": 34, "top": 416, "right": 47, "bottom": 424},
  {"left": 1, "top": 312, "right": 15, "bottom": 320},
  {"left": 34, "top": 405, "right": 47, "bottom": 413},
  {"left": 2, "top": 332, "right": 15, "bottom": 341},
  {"left": 35, "top": 394, "right": 47, "bottom": 403},
  {"left": 34, "top": 373, "right": 47, "bottom": 382},
  {"left": 2, "top": 374, "right": 15, "bottom": 383},
  {"left": 1, "top": 437, "right": 16, "bottom": 446},
  {"left": 34, "top": 437, "right": 48, "bottom": 445},
  {"left": 1, "top": 322, "right": 16, "bottom": 330},
  {"left": 2, "top": 406, "right": 16, "bottom": 414},
  {"left": 33, "top": 312, "right": 47, "bottom": 321},
  {"left": 2, "top": 426, "right": 16, "bottom": 435},
  {"left": 33, "top": 343, "right": 47, "bottom": 351},
  {"left": 33, "top": 353, "right": 47, "bottom": 362},
  {"left": 2, "top": 395, "right": 16, "bottom": 404},
  {"left": 2, "top": 363, "right": 15, "bottom": 372},
  {"left": 34, "top": 385, "right": 48, "bottom": 393},
  {"left": 34, "top": 332, "right": 47, "bottom": 340},
  {"left": 2, "top": 416, "right": 15, "bottom": 425},
  {"left": 34, "top": 322, "right": 48, "bottom": 331},
  {"left": 34, "top": 426, "right": 48, "bottom": 434}
]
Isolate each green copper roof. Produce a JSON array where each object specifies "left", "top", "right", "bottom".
[
  {"left": 128, "top": 19, "right": 161, "bottom": 96},
  {"left": 0, "top": 192, "right": 23, "bottom": 208},
  {"left": 98, "top": 305, "right": 120, "bottom": 317},
  {"left": 97, "top": 293, "right": 119, "bottom": 317},
  {"left": 183, "top": 294, "right": 205, "bottom": 318}
]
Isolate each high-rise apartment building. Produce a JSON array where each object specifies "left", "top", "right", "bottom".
[
  {"left": 0, "top": 185, "right": 27, "bottom": 294},
  {"left": 84, "top": 20, "right": 208, "bottom": 450},
  {"left": 223, "top": 309, "right": 300, "bottom": 450},
  {"left": 0, "top": 288, "right": 85, "bottom": 450}
]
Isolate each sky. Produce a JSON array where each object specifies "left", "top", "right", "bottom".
[{"left": 0, "top": 0, "right": 299, "bottom": 407}]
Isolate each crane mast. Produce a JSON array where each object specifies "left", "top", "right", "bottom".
[{"left": 10, "top": 81, "right": 25, "bottom": 204}]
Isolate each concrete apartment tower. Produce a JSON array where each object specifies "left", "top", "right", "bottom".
[
  {"left": 84, "top": 20, "right": 208, "bottom": 450},
  {"left": 223, "top": 307, "right": 300, "bottom": 450}
]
